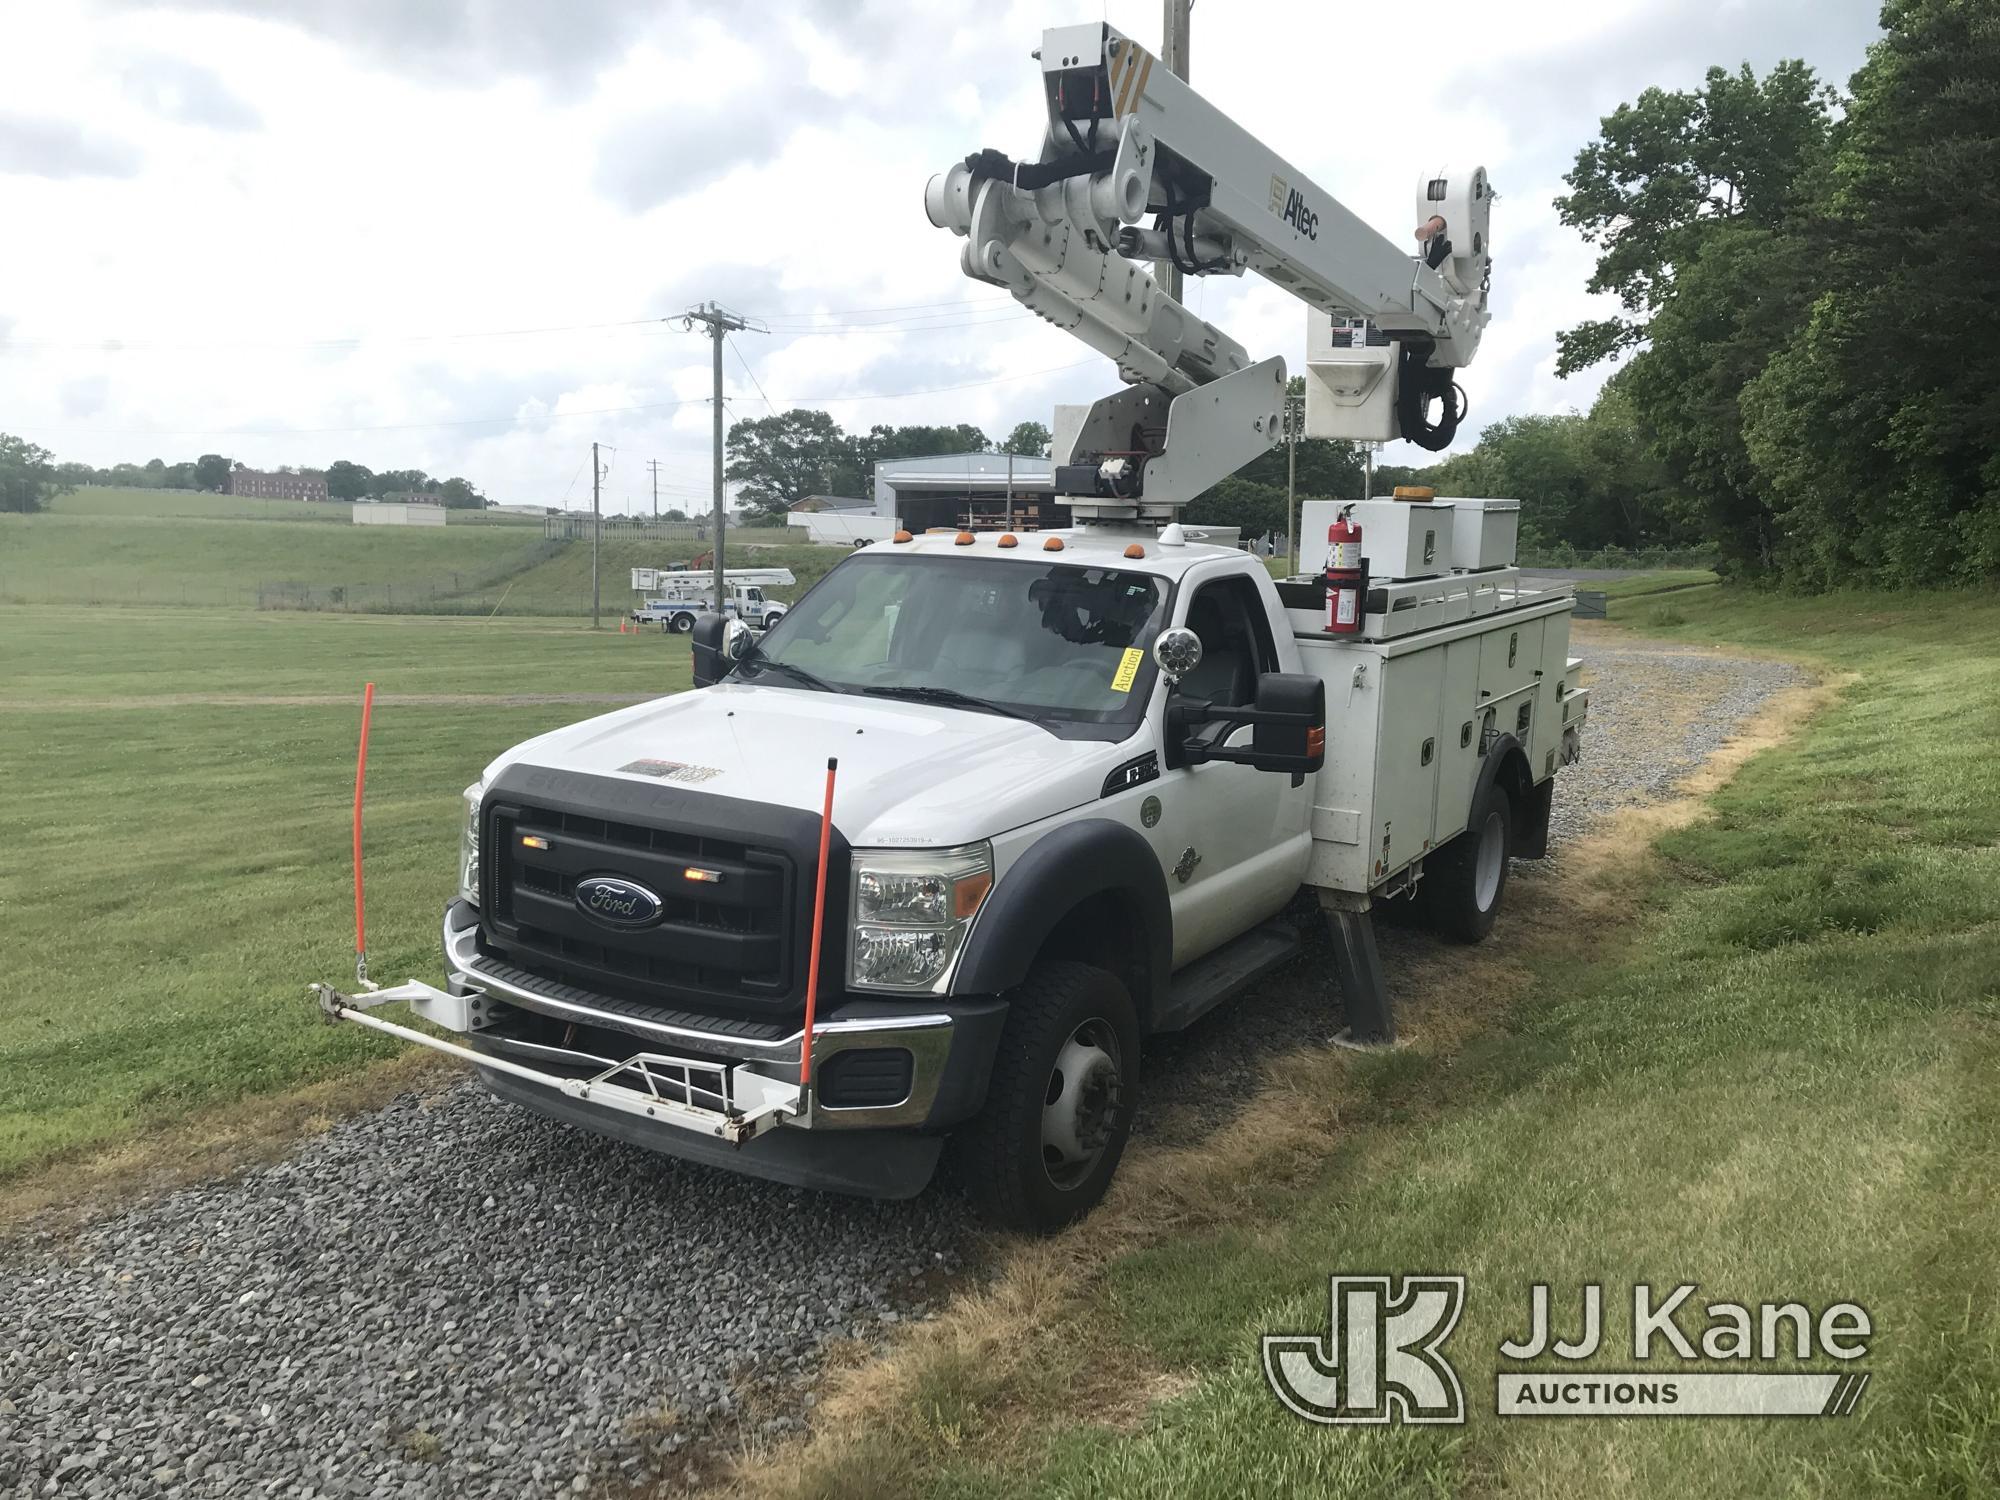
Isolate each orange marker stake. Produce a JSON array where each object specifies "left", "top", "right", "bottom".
[
  {"left": 798, "top": 757, "right": 839, "bottom": 1090},
  {"left": 352, "top": 682, "right": 376, "bottom": 985}
]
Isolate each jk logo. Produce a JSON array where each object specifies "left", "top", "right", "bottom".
[{"left": 1262, "top": 1275, "right": 1467, "bottom": 1425}]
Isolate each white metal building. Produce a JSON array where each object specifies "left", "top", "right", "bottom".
[
  {"left": 353, "top": 503, "right": 447, "bottom": 527},
  {"left": 871, "top": 452, "right": 1060, "bottom": 533}
]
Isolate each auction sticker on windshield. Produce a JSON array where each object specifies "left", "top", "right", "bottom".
[{"left": 1111, "top": 647, "right": 1145, "bottom": 693}]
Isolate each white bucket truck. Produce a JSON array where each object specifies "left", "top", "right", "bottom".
[
  {"left": 316, "top": 23, "right": 1586, "bottom": 1233},
  {"left": 629, "top": 568, "right": 795, "bottom": 633}
]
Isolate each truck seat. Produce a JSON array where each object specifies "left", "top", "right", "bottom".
[
  {"left": 1183, "top": 596, "right": 1254, "bottom": 706},
  {"left": 937, "top": 624, "right": 1030, "bottom": 679}
]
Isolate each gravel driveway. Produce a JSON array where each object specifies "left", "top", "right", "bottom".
[{"left": 0, "top": 634, "right": 1809, "bottom": 1500}]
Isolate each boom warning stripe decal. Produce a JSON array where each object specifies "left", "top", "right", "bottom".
[
  {"left": 1114, "top": 46, "right": 1152, "bottom": 117},
  {"left": 1107, "top": 44, "right": 1132, "bottom": 111}
]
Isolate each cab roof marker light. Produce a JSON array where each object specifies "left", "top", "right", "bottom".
[
  {"left": 997, "top": 533, "right": 1018, "bottom": 548},
  {"left": 955, "top": 530, "right": 976, "bottom": 545},
  {"left": 1043, "top": 536, "right": 1065, "bottom": 551},
  {"left": 893, "top": 529, "right": 914, "bottom": 543},
  {"left": 1124, "top": 543, "right": 1146, "bottom": 559}
]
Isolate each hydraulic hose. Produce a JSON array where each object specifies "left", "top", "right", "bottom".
[{"left": 1396, "top": 342, "right": 1466, "bottom": 452}]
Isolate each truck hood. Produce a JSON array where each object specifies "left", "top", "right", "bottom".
[{"left": 483, "top": 682, "right": 1141, "bottom": 847}]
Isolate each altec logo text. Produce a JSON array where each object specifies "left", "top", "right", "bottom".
[
  {"left": 1263, "top": 1278, "right": 1873, "bottom": 1425},
  {"left": 1268, "top": 175, "right": 1319, "bottom": 240}
]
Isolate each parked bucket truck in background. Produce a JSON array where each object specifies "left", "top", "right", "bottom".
[
  {"left": 315, "top": 22, "right": 1587, "bottom": 1233},
  {"left": 629, "top": 568, "right": 795, "bottom": 633}
]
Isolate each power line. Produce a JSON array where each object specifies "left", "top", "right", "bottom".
[
  {"left": 3, "top": 295, "right": 1019, "bottom": 352},
  {"left": 20, "top": 359, "right": 1103, "bottom": 439},
  {"left": 727, "top": 336, "right": 776, "bottom": 413}
]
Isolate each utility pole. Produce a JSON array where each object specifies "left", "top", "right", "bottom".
[
  {"left": 591, "top": 441, "right": 601, "bottom": 629},
  {"left": 647, "top": 459, "right": 661, "bottom": 521},
  {"left": 683, "top": 302, "right": 764, "bottom": 613},
  {"left": 1280, "top": 385, "right": 1308, "bottom": 570},
  {"left": 1155, "top": 0, "right": 1192, "bottom": 301}
]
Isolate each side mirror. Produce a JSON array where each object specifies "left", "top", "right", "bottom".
[
  {"left": 1152, "top": 626, "right": 1203, "bottom": 684},
  {"left": 1170, "top": 671, "right": 1325, "bottom": 774},
  {"left": 724, "top": 618, "right": 753, "bottom": 661},
  {"left": 690, "top": 611, "right": 748, "bottom": 687},
  {"left": 1247, "top": 672, "right": 1326, "bottom": 773}
]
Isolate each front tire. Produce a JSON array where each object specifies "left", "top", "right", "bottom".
[
  {"left": 1423, "top": 782, "right": 1512, "bottom": 943},
  {"left": 667, "top": 612, "right": 695, "bottom": 634},
  {"left": 957, "top": 962, "right": 1138, "bottom": 1234}
]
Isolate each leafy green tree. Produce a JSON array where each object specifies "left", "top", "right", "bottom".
[
  {"left": 0, "top": 433, "right": 62, "bottom": 513},
  {"left": 371, "top": 468, "right": 433, "bottom": 498},
  {"left": 1556, "top": 60, "right": 1837, "bottom": 374},
  {"left": 1558, "top": 57, "right": 1836, "bottom": 577},
  {"left": 1002, "top": 421, "right": 1052, "bottom": 457},
  {"left": 325, "top": 459, "right": 373, "bottom": 501},
  {"left": 1741, "top": 0, "right": 2000, "bottom": 586},
  {"left": 726, "top": 409, "right": 857, "bottom": 516},
  {"left": 1185, "top": 477, "right": 1285, "bottom": 543},
  {"left": 436, "top": 476, "right": 484, "bottom": 509},
  {"left": 194, "top": 454, "right": 232, "bottom": 492},
  {"left": 856, "top": 424, "right": 990, "bottom": 463}
]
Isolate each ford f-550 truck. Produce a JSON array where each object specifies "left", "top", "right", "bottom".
[{"left": 313, "top": 24, "right": 1587, "bottom": 1232}]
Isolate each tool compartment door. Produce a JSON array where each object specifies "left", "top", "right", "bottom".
[
  {"left": 1479, "top": 617, "right": 1545, "bottom": 746},
  {"left": 1369, "top": 648, "right": 1444, "bottom": 882},
  {"left": 1431, "top": 635, "right": 1484, "bottom": 847}
]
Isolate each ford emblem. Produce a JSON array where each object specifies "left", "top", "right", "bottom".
[{"left": 575, "top": 875, "right": 664, "bottom": 928}]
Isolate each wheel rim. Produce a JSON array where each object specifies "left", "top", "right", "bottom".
[
  {"left": 1474, "top": 811, "right": 1505, "bottom": 911},
  {"left": 670, "top": 614, "right": 692, "bottom": 633},
  {"left": 1040, "top": 1019, "right": 1122, "bottom": 1190}
]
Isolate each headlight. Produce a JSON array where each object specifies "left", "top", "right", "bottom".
[
  {"left": 848, "top": 844, "right": 992, "bottom": 992},
  {"left": 457, "top": 782, "right": 483, "bottom": 906}
]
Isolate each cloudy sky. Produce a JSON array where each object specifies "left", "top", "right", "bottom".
[{"left": 0, "top": 0, "right": 1882, "bottom": 512}]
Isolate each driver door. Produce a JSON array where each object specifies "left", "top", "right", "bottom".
[{"left": 1143, "top": 568, "right": 1313, "bottom": 966}]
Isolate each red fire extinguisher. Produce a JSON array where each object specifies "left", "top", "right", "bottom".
[{"left": 1326, "top": 507, "right": 1363, "bottom": 635}]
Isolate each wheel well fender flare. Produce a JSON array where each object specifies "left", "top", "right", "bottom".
[
  {"left": 1473, "top": 733, "right": 1536, "bottom": 830},
  {"left": 954, "top": 819, "right": 1171, "bottom": 1021}
]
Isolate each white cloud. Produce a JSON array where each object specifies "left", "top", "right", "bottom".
[{"left": 0, "top": 0, "right": 1880, "bottom": 501}]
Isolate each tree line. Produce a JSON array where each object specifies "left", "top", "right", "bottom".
[
  {"left": 1538, "top": 0, "right": 1998, "bottom": 587},
  {"left": 0, "top": 447, "right": 492, "bottom": 512}
]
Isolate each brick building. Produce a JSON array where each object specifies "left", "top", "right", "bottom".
[{"left": 231, "top": 469, "right": 329, "bottom": 502}]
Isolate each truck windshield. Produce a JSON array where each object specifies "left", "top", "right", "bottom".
[{"left": 738, "top": 552, "right": 1167, "bottom": 729}]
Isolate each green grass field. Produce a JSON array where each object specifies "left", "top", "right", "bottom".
[
  {"left": 0, "top": 608, "right": 691, "bottom": 1179},
  {"left": 2, "top": 492, "right": 848, "bottom": 614},
  {"left": 49, "top": 486, "right": 542, "bottom": 525},
  {"left": 781, "top": 585, "right": 2000, "bottom": 1500},
  {"left": 0, "top": 508, "right": 554, "bottom": 609}
]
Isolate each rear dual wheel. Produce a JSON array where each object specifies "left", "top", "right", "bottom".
[{"left": 1422, "top": 782, "right": 1512, "bottom": 943}]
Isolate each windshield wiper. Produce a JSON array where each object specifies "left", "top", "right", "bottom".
[
  {"left": 734, "top": 643, "right": 844, "bottom": 694},
  {"left": 860, "top": 684, "right": 1043, "bottom": 726}
]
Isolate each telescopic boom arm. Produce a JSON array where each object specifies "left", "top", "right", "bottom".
[{"left": 925, "top": 22, "right": 1495, "bottom": 516}]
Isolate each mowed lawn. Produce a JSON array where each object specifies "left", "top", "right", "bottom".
[
  {"left": 49, "top": 486, "right": 542, "bottom": 525},
  {"left": 0, "top": 608, "right": 691, "bottom": 1179},
  {"left": 1, "top": 606, "right": 688, "bottom": 702},
  {"left": 780, "top": 586, "right": 2000, "bottom": 1500}
]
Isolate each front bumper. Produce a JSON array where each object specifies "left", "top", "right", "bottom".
[
  {"left": 311, "top": 904, "right": 1005, "bottom": 1198},
  {"left": 436, "top": 900, "right": 1003, "bottom": 1131}
]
